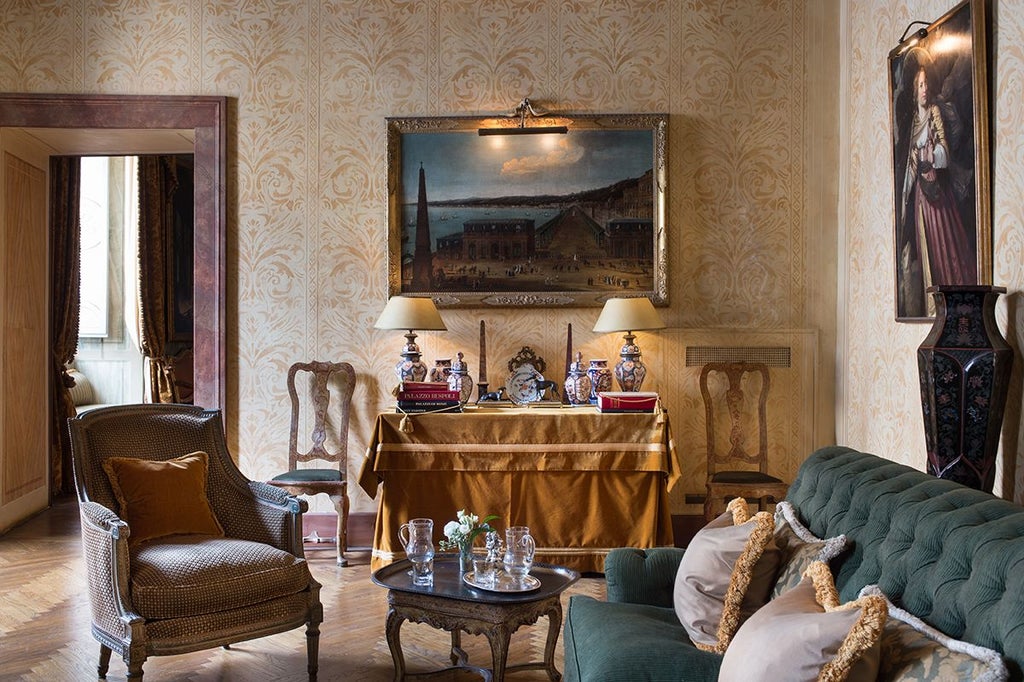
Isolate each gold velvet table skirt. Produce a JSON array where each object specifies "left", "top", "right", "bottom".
[{"left": 357, "top": 407, "right": 680, "bottom": 574}]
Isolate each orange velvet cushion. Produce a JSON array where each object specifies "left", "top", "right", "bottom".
[{"left": 102, "top": 451, "right": 225, "bottom": 546}]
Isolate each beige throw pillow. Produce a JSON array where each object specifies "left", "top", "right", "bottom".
[
  {"left": 719, "top": 562, "right": 888, "bottom": 682},
  {"left": 772, "top": 500, "right": 849, "bottom": 597},
  {"left": 673, "top": 497, "right": 781, "bottom": 653},
  {"left": 859, "top": 585, "right": 1009, "bottom": 682}
]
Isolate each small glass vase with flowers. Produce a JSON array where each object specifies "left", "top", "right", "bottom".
[{"left": 438, "top": 509, "right": 499, "bottom": 573}]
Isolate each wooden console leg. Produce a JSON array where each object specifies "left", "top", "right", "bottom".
[
  {"left": 485, "top": 624, "right": 512, "bottom": 682},
  {"left": 543, "top": 603, "right": 564, "bottom": 681},
  {"left": 384, "top": 605, "right": 407, "bottom": 682}
]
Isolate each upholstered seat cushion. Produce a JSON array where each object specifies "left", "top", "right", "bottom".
[
  {"left": 564, "top": 595, "right": 723, "bottom": 681},
  {"left": 130, "top": 535, "right": 313, "bottom": 620},
  {"left": 270, "top": 468, "right": 342, "bottom": 483}
]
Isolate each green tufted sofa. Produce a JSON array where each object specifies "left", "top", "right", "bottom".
[{"left": 563, "top": 446, "right": 1024, "bottom": 681}]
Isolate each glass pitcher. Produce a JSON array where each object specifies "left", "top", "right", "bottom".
[
  {"left": 503, "top": 526, "right": 536, "bottom": 587},
  {"left": 398, "top": 518, "right": 435, "bottom": 586}
]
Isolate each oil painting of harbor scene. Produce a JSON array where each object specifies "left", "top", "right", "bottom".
[{"left": 386, "top": 113, "right": 667, "bottom": 307}]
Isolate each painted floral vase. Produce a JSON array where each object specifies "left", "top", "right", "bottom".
[
  {"left": 429, "top": 358, "right": 451, "bottom": 383},
  {"left": 447, "top": 352, "right": 473, "bottom": 404},
  {"left": 564, "top": 351, "right": 593, "bottom": 405},
  {"left": 587, "top": 358, "right": 612, "bottom": 403},
  {"left": 917, "top": 285, "right": 1012, "bottom": 492}
]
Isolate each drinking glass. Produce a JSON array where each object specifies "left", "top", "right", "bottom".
[
  {"left": 503, "top": 526, "right": 536, "bottom": 587},
  {"left": 472, "top": 555, "right": 497, "bottom": 588},
  {"left": 398, "top": 518, "right": 434, "bottom": 586}
]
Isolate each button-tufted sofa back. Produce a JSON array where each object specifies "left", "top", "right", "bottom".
[{"left": 786, "top": 446, "right": 1024, "bottom": 680}]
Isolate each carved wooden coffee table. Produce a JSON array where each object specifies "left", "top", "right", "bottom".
[{"left": 371, "top": 557, "right": 579, "bottom": 681}]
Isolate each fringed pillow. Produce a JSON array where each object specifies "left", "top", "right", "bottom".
[
  {"left": 673, "top": 497, "right": 781, "bottom": 653},
  {"left": 772, "top": 500, "right": 849, "bottom": 597},
  {"left": 859, "top": 585, "right": 1009, "bottom": 682},
  {"left": 719, "top": 561, "right": 888, "bottom": 682}
]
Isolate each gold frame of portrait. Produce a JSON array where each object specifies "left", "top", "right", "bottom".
[
  {"left": 385, "top": 112, "right": 668, "bottom": 308},
  {"left": 888, "top": 0, "right": 990, "bottom": 322}
]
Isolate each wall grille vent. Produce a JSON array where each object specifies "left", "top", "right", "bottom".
[{"left": 685, "top": 346, "right": 792, "bottom": 368}]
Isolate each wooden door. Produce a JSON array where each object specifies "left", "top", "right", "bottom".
[{"left": 0, "top": 129, "right": 50, "bottom": 532}]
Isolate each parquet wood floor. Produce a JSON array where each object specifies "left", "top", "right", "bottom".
[{"left": 0, "top": 497, "right": 607, "bottom": 681}]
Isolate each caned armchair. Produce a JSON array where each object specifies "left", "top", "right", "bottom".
[{"left": 69, "top": 404, "right": 323, "bottom": 680}]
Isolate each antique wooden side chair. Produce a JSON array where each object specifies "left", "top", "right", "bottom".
[
  {"left": 69, "top": 404, "right": 322, "bottom": 681},
  {"left": 700, "top": 361, "right": 789, "bottom": 521},
  {"left": 269, "top": 360, "right": 356, "bottom": 566}
]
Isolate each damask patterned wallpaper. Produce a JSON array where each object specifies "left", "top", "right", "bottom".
[
  {"left": 1, "top": 0, "right": 842, "bottom": 513},
  {"left": 840, "top": 0, "right": 1024, "bottom": 503}
]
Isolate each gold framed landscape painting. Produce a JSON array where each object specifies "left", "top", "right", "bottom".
[
  {"left": 385, "top": 113, "right": 668, "bottom": 308},
  {"left": 889, "top": 0, "right": 990, "bottom": 322}
]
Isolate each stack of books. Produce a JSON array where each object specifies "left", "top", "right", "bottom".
[
  {"left": 397, "top": 381, "right": 463, "bottom": 413},
  {"left": 595, "top": 391, "right": 659, "bottom": 413}
]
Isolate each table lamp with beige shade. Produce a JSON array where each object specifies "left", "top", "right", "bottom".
[
  {"left": 374, "top": 296, "right": 447, "bottom": 383},
  {"left": 592, "top": 297, "right": 666, "bottom": 391}
]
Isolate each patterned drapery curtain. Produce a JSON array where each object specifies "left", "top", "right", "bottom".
[
  {"left": 137, "top": 156, "right": 179, "bottom": 403},
  {"left": 49, "top": 156, "right": 81, "bottom": 496}
]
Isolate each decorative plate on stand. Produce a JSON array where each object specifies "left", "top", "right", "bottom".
[{"left": 504, "top": 347, "right": 548, "bottom": 405}]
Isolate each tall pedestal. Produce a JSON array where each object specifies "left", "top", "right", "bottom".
[{"left": 917, "top": 285, "right": 1013, "bottom": 492}]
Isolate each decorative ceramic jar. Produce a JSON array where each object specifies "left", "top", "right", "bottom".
[
  {"left": 429, "top": 358, "right": 452, "bottom": 383},
  {"left": 447, "top": 352, "right": 473, "bottom": 404},
  {"left": 613, "top": 333, "right": 648, "bottom": 392},
  {"left": 395, "top": 333, "right": 428, "bottom": 383},
  {"left": 587, "top": 358, "right": 612, "bottom": 403},
  {"left": 917, "top": 285, "right": 1012, "bottom": 492},
  {"left": 564, "top": 351, "right": 593, "bottom": 405}
]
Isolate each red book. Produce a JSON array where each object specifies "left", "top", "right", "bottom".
[
  {"left": 398, "top": 390, "right": 461, "bottom": 402},
  {"left": 596, "top": 391, "right": 659, "bottom": 413},
  {"left": 398, "top": 381, "right": 450, "bottom": 393}
]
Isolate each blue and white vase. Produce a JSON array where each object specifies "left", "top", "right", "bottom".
[
  {"left": 587, "top": 359, "right": 612, "bottom": 403},
  {"left": 564, "top": 351, "right": 592, "bottom": 405}
]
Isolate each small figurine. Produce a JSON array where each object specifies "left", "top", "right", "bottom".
[
  {"left": 477, "top": 386, "right": 508, "bottom": 402},
  {"left": 484, "top": 531, "right": 504, "bottom": 563},
  {"left": 533, "top": 373, "right": 560, "bottom": 400}
]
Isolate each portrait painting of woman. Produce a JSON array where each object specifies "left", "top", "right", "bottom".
[{"left": 888, "top": 0, "right": 989, "bottom": 320}]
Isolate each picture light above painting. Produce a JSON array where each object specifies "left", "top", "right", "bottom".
[{"left": 385, "top": 111, "right": 668, "bottom": 308}]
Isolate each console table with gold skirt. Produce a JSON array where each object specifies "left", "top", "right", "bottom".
[{"left": 357, "top": 407, "right": 680, "bottom": 573}]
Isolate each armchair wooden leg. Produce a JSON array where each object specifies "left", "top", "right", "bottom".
[
  {"left": 126, "top": 660, "right": 144, "bottom": 679},
  {"left": 98, "top": 644, "right": 112, "bottom": 678},
  {"left": 306, "top": 619, "right": 321, "bottom": 680}
]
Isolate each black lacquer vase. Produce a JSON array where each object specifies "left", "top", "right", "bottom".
[{"left": 917, "top": 285, "right": 1013, "bottom": 492}]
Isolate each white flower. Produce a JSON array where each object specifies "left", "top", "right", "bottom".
[{"left": 438, "top": 509, "right": 498, "bottom": 553}]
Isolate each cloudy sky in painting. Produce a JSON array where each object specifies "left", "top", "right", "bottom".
[{"left": 400, "top": 128, "right": 653, "bottom": 203}]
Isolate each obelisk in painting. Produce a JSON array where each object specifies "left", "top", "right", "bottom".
[{"left": 411, "top": 163, "right": 433, "bottom": 290}]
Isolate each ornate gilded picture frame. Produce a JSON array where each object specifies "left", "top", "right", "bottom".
[
  {"left": 888, "top": 0, "right": 990, "bottom": 321},
  {"left": 386, "top": 113, "right": 668, "bottom": 308}
]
